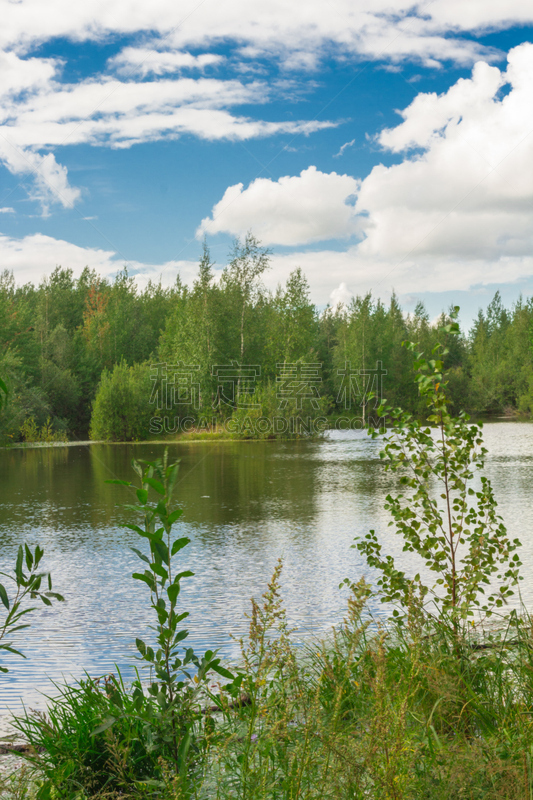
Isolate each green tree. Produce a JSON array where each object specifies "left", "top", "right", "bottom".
[{"left": 90, "top": 361, "right": 153, "bottom": 441}]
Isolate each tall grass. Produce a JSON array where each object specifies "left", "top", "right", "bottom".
[{"left": 5, "top": 562, "right": 533, "bottom": 799}]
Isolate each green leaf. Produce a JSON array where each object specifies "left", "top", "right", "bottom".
[
  {"left": 145, "top": 478, "right": 165, "bottom": 495},
  {"left": 136, "top": 638, "right": 147, "bottom": 655},
  {"left": 105, "top": 479, "right": 132, "bottom": 486},
  {"left": 124, "top": 523, "right": 148, "bottom": 536},
  {"left": 130, "top": 547, "right": 150, "bottom": 565},
  {"left": 211, "top": 663, "right": 235, "bottom": 680},
  {"left": 136, "top": 488, "right": 148, "bottom": 505},
  {"left": 167, "top": 508, "right": 183, "bottom": 525},
  {"left": 151, "top": 563, "right": 168, "bottom": 580},
  {"left": 91, "top": 716, "right": 117, "bottom": 736},
  {"left": 132, "top": 572, "right": 156, "bottom": 591},
  {"left": 15, "top": 547, "right": 24, "bottom": 584},
  {"left": 24, "top": 544, "right": 33, "bottom": 571},
  {"left": 167, "top": 583, "right": 180, "bottom": 604},
  {"left": 152, "top": 539, "right": 169, "bottom": 566},
  {"left": 0, "top": 583, "right": 9, "bottom": 610},
  {"left": 171, "top": 537, "right": 190, "bottom": 556}
]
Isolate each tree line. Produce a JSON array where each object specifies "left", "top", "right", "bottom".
[{"left": 1, "top": 233, "right": 533, "bottom": 442}]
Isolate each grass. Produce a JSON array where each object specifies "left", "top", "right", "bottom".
[{"left": 5, "top": 562, "right": 533, "bottom": 799}]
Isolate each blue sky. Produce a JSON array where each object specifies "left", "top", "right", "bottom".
[{"left": 1, "top": 2, "right": 533, "bottom": 326}]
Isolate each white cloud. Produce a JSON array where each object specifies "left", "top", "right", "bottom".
[
  {"left": 109, "top": 47, "right": 223, "bottom": 77},
  {"left": 0, "top": 207, "right": 14, "bottom": 213},
  {"left": 265, "top": 249, "right": 533, "bottom": 305},
  {"left": 197, "top": 166, "right": 360, "bottom": 245},
  {"left": 0, "top": 50, "right": 58, "bottom": 98},
  {"left": 0, "top": 75, "right": 301, "bottom": 147},
  {"left": 0, "top": 232, "right": 198, "bottom": 288},
  {"left": 0, "top": 62, "right": 335, "bottom": 209},
  {"left": 333, "top": 139, "right": 355, "bottom": 158},
  {"left": 1, "top": 0, "right": 530, "bottom": 215},
  {"left": 330, "top": 281, "right": 353, "bottom": 306},
  {"left": 0, "top": 141, "right": 81, "bottom": 215},
  {"left": 198, "top": 43, "right": 533, "bottom": 300},
  {"left": 354, "top": 43, "right": 533, "bottom": 262},
  {"left": 0, "top": 0, "right": 519, "bottom": 68}
]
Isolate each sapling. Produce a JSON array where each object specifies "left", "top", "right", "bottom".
[
  {"left": 355, "top": 309, "right": 523, "bottom": 636},
  {"left": 0, "top": 545, "right": 64, "bottom": 672},
  {"left": 106, "top": 449, "right": 235, "bottom": 786},
  {"left": 0, "top": 372, "right": 64, "bottom": 672}
]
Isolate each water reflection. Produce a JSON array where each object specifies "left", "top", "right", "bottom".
[{"left": 0, "top": 423, "right": 532, "bottom": 710}]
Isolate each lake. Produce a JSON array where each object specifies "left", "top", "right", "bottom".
[{"left": 1, "top": 422, "right": 533, "bottom": 711}]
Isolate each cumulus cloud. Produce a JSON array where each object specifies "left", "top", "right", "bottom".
[
  {"left": 354, "top": 43, "right": 533, "bottom": 262},
  {"left": 330, "top": 281, "right": 353, "bottom": 306},
  {"left": 200, "top": 43, "right": 533, "bottom": 300},
  {"left": 197, "top": 166, "right": 360, "bottom": 245}
]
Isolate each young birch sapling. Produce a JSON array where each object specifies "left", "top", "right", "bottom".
[{"left": 355, "top": 309, "right": 523, "bottom": 635}]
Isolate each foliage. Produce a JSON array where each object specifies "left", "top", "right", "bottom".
[
  {"left": 356, "top": 310, "right": 523, "bottom": 633},
  {"left": 104, "top": 450, "right": 237, "bottom": 792},
  {"left": 20, "top": 416, "right": 68, "bottom": 444},
  {"left": 229, "top": 379, "right": 329, "bottom": 439},
  {"left": 89, "top": 362, "right": 153, "bottom": 441},
  {"left": 4, "top": 239, "right": 533, "bottom": 443},
  {"left": 0, "top": 545, "right": 64, "bottom": 673}
]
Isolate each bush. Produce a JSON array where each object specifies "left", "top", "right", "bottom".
[
  {"left": 229, "top": 380, "right": 330, "bottom": 439},
  {"left": 89, "top": 361, "right": 153, "bottom": 441}
]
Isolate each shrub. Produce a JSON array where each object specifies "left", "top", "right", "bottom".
[{"left": 89, "top": 361, "right": 153, "bottom": 441}]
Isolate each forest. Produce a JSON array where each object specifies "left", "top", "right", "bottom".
[{"left": 1, "top": 233, "right": 533, "bottom": 443}]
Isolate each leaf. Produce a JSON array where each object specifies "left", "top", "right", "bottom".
[
  {"left": 167, "top": 583, "right": 180, "bottom": 604},
  {"left": 152, "top": 539, "right": 169, "bottom": 566},
  {"left": 211, "top": 663, "right": 235, "bottom": 680},
  {"left": 136, "top": 638, "right": 147, "bottom": 655},
  {"left": 171, "top": 537, "right": 190, "bottom": 556},
  {"left": 151, "top": 563, "right": 168, "bottom": 581},
  {"left": 167, "top": 509, "right": 183, "bottom": 525},
  {"left": 136, "top": 488, "right": 148, "bottom": 505},
  {"left": 0, "top": 583, "right": 9, "bottom": 610},
  {"left": 175, "top": 570, "right": 194, "bottom": 581},
  {"left": 24, "top": 544, "right": 33, "bottom": 571},
  {"left": 91, "top": 716, "right": 117, "bottom": 736},
  {"left": 130, "top": 547, "right": 151, "bottom": 565},
  {"left": 105, "top": 479, "right": 132, "bottom": 486},
  {"left": 124, "top": 523, "right": 148, "bottom": 537},
  {"left": 132, "top": 572, "right": 156, "bottom": 591},
  {"left": 145, "top": 478, "right": 165, "bottom": 496},
  {"left": 15, "top": 547, "right": 24, "bottom": 584}
]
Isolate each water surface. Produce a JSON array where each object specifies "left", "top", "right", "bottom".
[{"left": 1, "top": 423, "right": 532, "bottom": 710}]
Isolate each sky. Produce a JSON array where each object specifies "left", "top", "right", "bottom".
[{"left": 1, "top": 1, "right": 533, "bottom": 325}]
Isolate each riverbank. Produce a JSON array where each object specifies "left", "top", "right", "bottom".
[{"left": 2, "top": 604, "right": 532, "bottom": 800}]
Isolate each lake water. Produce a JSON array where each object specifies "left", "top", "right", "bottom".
[{"left": 1, "top": 422, "right": 533, "bottom": 711}]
